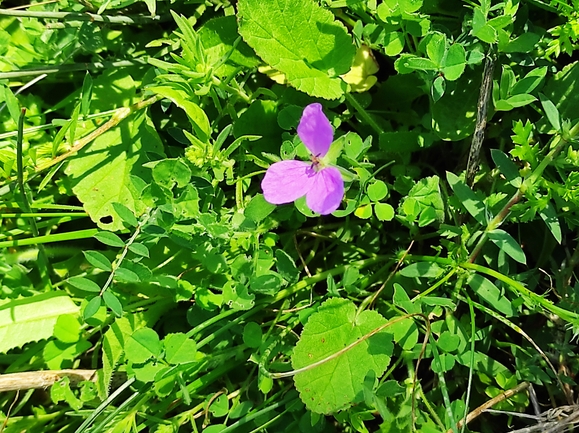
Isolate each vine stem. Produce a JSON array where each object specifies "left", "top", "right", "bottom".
[{"left": 0, "top": 8, "right": 160, "bottom": 24}]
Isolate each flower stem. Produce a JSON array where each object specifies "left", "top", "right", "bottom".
[{"left": 0, "top": 8, "right": 159, "bottom": 24}]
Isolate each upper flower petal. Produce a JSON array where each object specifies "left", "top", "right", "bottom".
[
  {"left": 305, "top": 166, "right": 344, "bottom": 215},
  {"left": 297, "top": 103, "right": 334, "bottom": 158},
  {"left": 261, "top": 160, "right": 316, "bottom": 205}
]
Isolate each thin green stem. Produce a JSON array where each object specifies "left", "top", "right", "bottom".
[
  {"left": 100, "top": 213, "right": 150, "bottom": 296},
  {"left": 345, "top": 92, "right": 385, "bottom": 135},
  {"left": 0, "top": 228, "right": 98, "bottom": 248}
]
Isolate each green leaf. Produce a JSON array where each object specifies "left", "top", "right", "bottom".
[
  {"left": 292, "top": 298, "right": 393, "bottom": 414},
  {"left": 164, "top": 333, "right": 197, "bottom": 364},
  {"left": 94, "top": 231, "right": 125, "bottom": 247},
  {"left": 83, "top": 297, "right": 102, "bottom": 320},
  {"left": 354, "top": 204, "right": 373, "bottom": 219},
  {"left": 115, "top": 267, "right": 141, "bottom": 283},
  {"left": 505, "top": 93, "right": 537, "bottom": 108},
  {"left": 367, "top": 180, "right": 388, "bottom": 202},
  {"left": 199, "top": 15, "right": 260, "bottom": 77},
  {"left": 426, "top": 33, "right": 446, "bottom": 66},
  {"left": 80, "top": 72, "right": 93, "bottom": 117},
  {"left": 112, "top": 202, "right": 138, "bottom": 227},
  {"left": 1, "top": 84, "right": 21, "bottom": 124},
  {"left": 223, "top": 281, "right": 255, "bottom": 310},
  {"left": 149, "top": 86, "right": 211, "bottom": 141},
  {"left": 68, "top": 276, "right": 101, "bottom": 293},
  {"left": 83, "top": 250, "right": 113, "bottom": 272},
  {"left": 543, "top": 61, "right": 579, "bottom": 126},
  {"left": 446, "top": 172, "right": 486, "bottom": 224},
  {"left": 374, "top": 203, "right": 395, "bottom": 221},
  {"left": 249, "top": 273, "right": 282, "bottom": 295},
  {"left": 399, "top": 262, "right": 443, "bottom": 278},
  {"left": 539, "top": 93, "right": 561, "bottom": 131},
  {"left": 502, "top": 32, "right": 541, "bottom": 53},
  {"left": 98, "top": 317, "right": 133, "bottom": 398},
  {"left": 237, "top": 0, "right": 356, "bottom": 99},
  {"left": 53, "top": 314, "right": 81, "bottom": 344},
  {"left": 128, "top": 243, "right": 150, "bottom": 258},
  {"left": 243, "top": 322, "right": 263, "bottom": 349},
  {"left": 151, "top": 158, "right": 192, "bottom": 189},
  {"left": 0, "top": 292, "right": 79, "bottom": 354},
  {"left": 490, "top": 149, "right": 521, "bottom": 186},
  {"left": 467, "top": 274, "right": 515, "bottom": 316},
  {"left": 539, "top": 202, "right": 562, "bottom": 244},
  {"left": 245, "top": 194, "right": 276, "bottom": 223},
  {"left": 431, "top": 75, "right": 446, "bottom": 102},
  {"left": 125, "top": 328, "right": 162, "bottom": 364},
  {"left": 275, "top": 249, "right": 299, "bottom": 283},
  {"left": 510, "top": 67, "right": 547, "bottom": 95},
  {"left": 102, "top": 291, "right": 123, "bottom": 317},
  {"left": 488, "top": 229, "right": 526, "bottom": 264},
  {"left": 441, "top": 43, "right": 466, "bottom": 81},
  {"left": 65, "top": 111, "right": 164, "bottom": 231}
]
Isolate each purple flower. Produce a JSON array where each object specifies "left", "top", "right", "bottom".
[{"left": 261, "top": 103, "right": 344, "bottom": 215}]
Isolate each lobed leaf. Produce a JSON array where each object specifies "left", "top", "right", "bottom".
[{"left": 237, "top": 0, "right": 355, "bottom": 99}]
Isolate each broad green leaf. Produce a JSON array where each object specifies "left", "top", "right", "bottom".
[
  {"left": 125, "top": 327, "right": 162, "bottom": 364},
  {"left": 242, "top": 322, "right": 263, "bottom": 349},
  {"left": 292, "top": 298, "right": 393, "bottom": 414},
  {"left": 164, "top": 333, "right": 197, "bottom": 364},
  {"left": 539, "top": 202, "right": 562, "bottom": 244},
  {"left": 502, "top": 32, "right": 541, "bottom": 53},
  {"left": 374, "top": 203, "right": 395, "bottom": 221},
  {"left": 490, "top": 149, "right": 521, "bottom": 186},
  {"left": 432, "top": 69, "right": 478, "bottom": 141},
  {"left": 83, "top": 250, "right": 112, "bottom": 272},
  {"left": 467, "top": 274, "right": 515, "bottom": 316},
  {"left": 245, "top": 194, "right": 275, "bottom": 223},
  {"left": 249, "top": 272, "right": 282, "bottom": 295},
  {"left": 65, "top": 111, "right": 164, "bottom": 231},
  {"left": 223, "top": 281, "right": 255, "bottom": 310},
  {"left": 199, "top": 15, "right": 260, "bottom": 77},
  {"left": 500, "top": 66, "right": 516, "bottom": 100},
  {"left": 488, "top": 229, "right": 526, "bottom": 264},
  {"left": 237, "top": 0, "right": 355, "bottom": 99},
  {"left": 94, "top": 231, "right": 125, "bottom": 247},
  {"left": 151, "top": 158, "right": 192, "bottom": 189},
  {"left": 431, "top": 75, "right": 446, "bottom": 101},
  {"left": 367, "top": 180, "right": 388, "bottom": 202},
  {"left": 426, "top": 33, "right": 446, "bottom": 66},
  {"left": 355, "top": 203, "right": 373, "bottom": 219},
  {"left": 275, "top": 249, "right": 299, "bottom": 283},
  {"left": 441, "top": 44, "right": 466, "bottom": 81},
  {"left": 446, "top": 172, "right": 486, "bottom": 224},
  {"left": 0, "top": 292, "right": 79, "bottom": 354},
  {"left": 53, "top": 314, "right": 81, "bottom": 344}
]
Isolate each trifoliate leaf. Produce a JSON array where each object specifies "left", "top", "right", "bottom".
[
  {"left": 291, "top": 298, "right": 394, "bottom": 414},
  {"left": 237, "top": 0, "right": 355, "bottom": 99}
]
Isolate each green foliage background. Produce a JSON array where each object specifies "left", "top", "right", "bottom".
[{"left": 1, "top": 0, "right": 579, "bottom": 432}]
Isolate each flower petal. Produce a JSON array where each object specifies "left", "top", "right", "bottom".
[
  {"left": 262, "top": 160, "right": 316, "bottom": 204},
  {"left": 297, "top": 103, "right": 333, "bottom": 157},
  {"left": 305, "top": 167, "right": 344, "bottom": 215}
]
